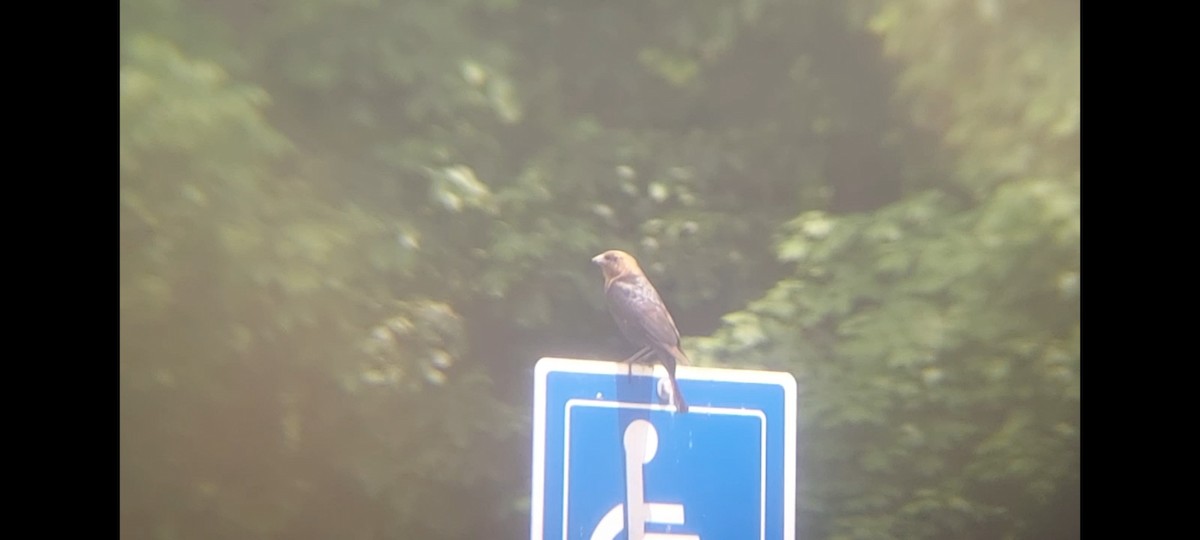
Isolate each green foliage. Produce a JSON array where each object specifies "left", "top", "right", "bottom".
[
  {"left": 121, "top": 12, "right": 519, "bottom": 537},
  {"left": 864, "top": 0, "right": 1080, "bottom": 196},
  {"left": 121, "top": 0, "right": 1077, "bottom": 538},
  {"left": 697, "top": 185, "right": 1077, "bottom": 537},
  {"left": 691, "top": 0, "right": 1079, "bottom": 537}
]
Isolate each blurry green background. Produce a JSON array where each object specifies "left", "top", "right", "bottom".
[{"left": 119, "top": 0, "right": 1079, "bottom": 538}]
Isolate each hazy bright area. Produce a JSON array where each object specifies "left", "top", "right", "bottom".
[{"left": 120, "top": 0, "right": 1079, "bottom": 538}]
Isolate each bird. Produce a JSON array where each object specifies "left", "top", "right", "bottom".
[{"left": 591, "top": 249, "right": 689, "bottom": 412}]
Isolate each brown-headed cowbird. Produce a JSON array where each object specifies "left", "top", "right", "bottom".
[{"left": 592, "top": 249, "right": 689, "bottom": 412}]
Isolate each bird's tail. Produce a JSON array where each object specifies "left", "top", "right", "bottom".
[
  {"left": 666, "top": 346, "right": 690, "bottom": 413},
  {"left": 668, "top": 373, "right": 688, "bottom": 413}
]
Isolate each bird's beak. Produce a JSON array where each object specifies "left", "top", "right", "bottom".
[{"left": 591, "top": 254, "right": 604, "bottom": 266}]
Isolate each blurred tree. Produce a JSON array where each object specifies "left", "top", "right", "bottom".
[
  {"left": 693, "top": 0, "right": 1079, "bottom": 538},
  {"left": 120, "top": 10, "right": 519, "bottom": 537},
  {"left": 120, "top": 0, "right": 1078, "bottom": 538}
]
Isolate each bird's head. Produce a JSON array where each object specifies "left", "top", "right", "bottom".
[{"left": 591, "top": 249, "right": 643, "bottom": 282}]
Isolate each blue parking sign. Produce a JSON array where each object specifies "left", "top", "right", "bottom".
[{"left": 531, "top": 357, "right": 797, "bottom": 540}]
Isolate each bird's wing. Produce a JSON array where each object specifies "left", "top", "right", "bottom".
[{"left": 606, "top": 274, "right": 682, "bottom": 348}]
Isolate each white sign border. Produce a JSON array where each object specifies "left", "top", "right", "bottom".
[
  {"left": 562, "top": 399, "right": 767, "bottom": 540},
  {"left": 531, "top": 357, "right": 797, "bottom": 540}
]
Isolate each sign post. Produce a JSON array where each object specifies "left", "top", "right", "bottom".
[{"left": 531, "top": 357, "right": 797, "bottom": 540}]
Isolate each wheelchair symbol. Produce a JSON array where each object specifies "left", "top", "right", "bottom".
[{"left": 589, "top": 419, "right": 699, "bottom": 540}]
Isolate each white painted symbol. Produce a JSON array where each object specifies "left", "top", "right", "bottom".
[{"left": 589, "top": 420, "right": 699, "bottom": 540}]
